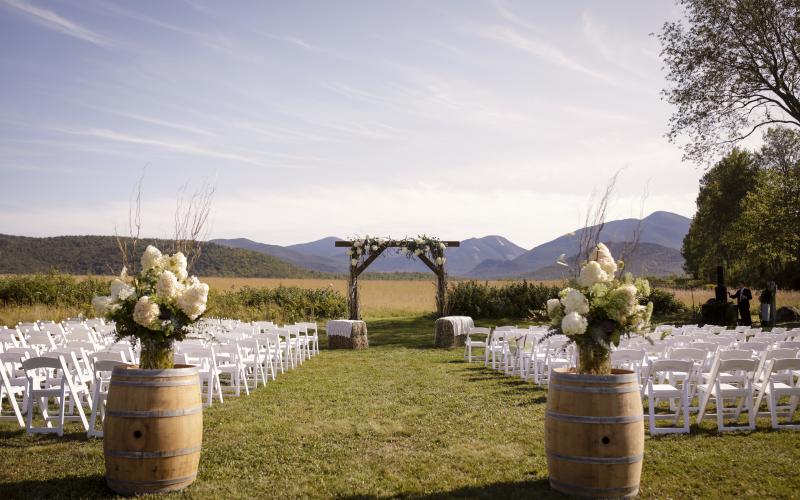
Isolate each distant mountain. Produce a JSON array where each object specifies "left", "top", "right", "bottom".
[
  {"left": 212, "top": 237, "right": 343, "bottom": 273},
  {"left": 524, "top": 242, "right": 686, "bottom": 280},
  {"left": 216, "top": 235, "right": 527, "bottom": 275},
  {"left": 0, "top": 234, "right": 319, "bottom": 278},
  {"left": 466, "top": 211, "right": 690, "bottom": 278}
]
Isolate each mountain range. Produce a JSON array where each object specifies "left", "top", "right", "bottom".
[{"left": 213, "top": 211, "right": 691, "bottom": 279}]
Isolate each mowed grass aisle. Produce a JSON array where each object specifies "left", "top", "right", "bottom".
[{"left": 2, "top": 317, "right": 800, "bottom": 498}]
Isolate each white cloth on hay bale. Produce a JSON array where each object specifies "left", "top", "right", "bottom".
[
  {"left": 326, "top": 320, "right": 363, "bottom": 338},
  {"left": 440, "top": 316, "right": 474, "bottom": 336}
]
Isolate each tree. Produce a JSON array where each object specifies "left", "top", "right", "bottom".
[
  {"left": 727, "top": 128, "right": 800, "bottom": 287},
  {"left": 659, "top": 0, "right": 800, "bottom": 163},
  {"left": 681, "top": 148, "right": 759, "bottom": 279}
]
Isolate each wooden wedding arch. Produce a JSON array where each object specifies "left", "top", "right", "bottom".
[{"left": 335, "top": 237, "right": 460, "bottom": 320}]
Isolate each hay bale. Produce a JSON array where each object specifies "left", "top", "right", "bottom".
[
  {"left": 434, "top": 318, "right": 466, "bottom": 348},
  {"left": 327, "top": 321, "right": 369, "bottom": 350}
]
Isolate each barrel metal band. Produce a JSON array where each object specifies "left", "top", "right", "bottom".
[
  {"left": 105, "top": 405, "right": 203, "bottom": 418},
  {"left": 113, "top": 366, "right": 199, "bottom": 377},
  {"left": 551, "top": 370, "right": 637, "bottom": 384},
  {"left": 549, "top": 383, "right": 640, "bottom": 394},
  {"left": 546, "top": 410, "right": 643, "bottom": 424},
  {"left": 110, "top": 379, "right": 199, "bottom": 388},
  {"left": 549, "top": 478, "right": 639, "bottom": 497},
  {"left": 105, "top": 444, "right": 202, "bottom": 459},
  {"left": 107, "top": 472, "right": 198, "bottom": 486},
  {"left": 547, "top": 450, "right": 644, "bottom": 465}
]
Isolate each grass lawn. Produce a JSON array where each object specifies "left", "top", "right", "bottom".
[{"left": 2, "top": 315, "right": 800, "bottom": 498}]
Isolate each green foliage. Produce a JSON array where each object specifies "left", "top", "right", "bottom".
[
  {"left": 446, "top": 280, "right": 560, "bottom": 319},
  {"left": 0, "top": 234, "right": 322, "bottom": 278},
  {"left": 682, "top": 130, "right": 800, "bottom": 289},
  {"left": 647, "top": 288, "right": 686, "bottom": 316},
  {"left": 208, "top": 285, "right": 346, "bottom": 323},
  {"left": 0, "top": 273, "right": 110, "bottom": 306},
  {"left": 0, "top": 273, "right": 345, "bottom": 325},
  {"left": 700, "top": 300, "right": 738, "bottom": 327}
]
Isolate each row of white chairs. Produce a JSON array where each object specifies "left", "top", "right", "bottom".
[
  {"left": 0, "top": 317, "right": 321, "bottom": 438},
  {"left": 462, "top": 324, "right": 800, "bottom": 433}
]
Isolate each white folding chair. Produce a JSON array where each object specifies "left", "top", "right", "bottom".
[
  {"left": 753, "top": 358, "right": 800, "bottom": 429},
  {"left": 464, "top": 327, "right": 489, "bottom": 363},
  {"left": 88, "top": 359, "right": 129, "bottom": 438},
  {"left": 214, "top": 343, "right": 250, "bottom": 397},
  {"left": 0, "top": 353, "right": 26, "bottom": 427},
  {"left": 645, "top": 359, "right": 694, "bottom": 434},
  {"left": 696, "top": 358, "right": 758, "bottom": 432},
  {"left": 22, "top": 355, "right": 90, "bottom": 435}
]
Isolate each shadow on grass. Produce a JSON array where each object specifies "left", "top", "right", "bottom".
[
  {"left": 0, "top": 429, "right": 91, "bottom": 447},
  {"left": 0, "top": 474, "right": 110, "bottom": 499},
  {"left": 341, "top": 478, "right": 564, "bottom": 499}
]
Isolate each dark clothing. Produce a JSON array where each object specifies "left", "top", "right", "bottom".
[{"left": 730, "top": 287, "right": 753, "bottom": 326}]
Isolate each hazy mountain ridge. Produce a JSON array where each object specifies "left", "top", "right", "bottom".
[{"left": 0, "top": 234, "right": 320, "bottom": 278}]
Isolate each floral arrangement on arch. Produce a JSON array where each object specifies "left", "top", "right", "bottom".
[
  {"left": 544, "top": 242, "right": 653, "bottom": 374},
  {"left": 92, "top": 245, "right": 210, "bottom": 369},
  {"left": 346, "top": 234, "right": 449, "bottom": 268}
]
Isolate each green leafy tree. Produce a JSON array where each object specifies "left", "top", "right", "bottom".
[
  {"left": 727, "top": 128, "right": 800, "bottom": 287},
  {"left": 682, "top": 148, "right": 759, "bottom": 279},
  {"left": 659, "top": 0, "right": 800, "bottom": 163}
]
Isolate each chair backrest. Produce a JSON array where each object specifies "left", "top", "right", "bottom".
[
  {"left": 468, "top": 327, "right": 490, "bottom": 336},
  {"left": 611, "top": 349, "right": 646, "bottom": 364},
  {"left": 22, "top": 355, "right": 64, "bottom": 371},
  {"left": 717, "top": 358, "right": 758, "bottom": 374},
  {"left": 649, "top": 359, "right": 695, "bottom": 376},
  {"left": 777, "top": 341, "right": 800, "bottom": 349},
  {"left": 767, "top": 357, "right": 800, "bottom": 373},
  {"left": 25, "top": 331, "right": 56, "bottom": 351},
  {"left": 667, "top": 348, "right": 707, "bottom": 363},
  {"left": 718, "top": 349, "right": 754, "bottom": 360},
  {"left": 93, "top": 351, "right": 127, "bottom": 364},
  {"left": 494, "top": 325, "right": 516, "bottom": 331},
  {"left": 93, "top": 359, "right": 127, "bottom": 374}
]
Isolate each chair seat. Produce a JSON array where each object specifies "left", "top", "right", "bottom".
[{"left": 650, "top": 384, "right": 683, "bottom": 397}]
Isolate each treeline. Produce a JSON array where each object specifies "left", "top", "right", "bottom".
[
  {"left": 682, "top": 127, "right": 800, "bottom": 289},
  {"left": 0, "top": 234, "right": 323, "bottom": 278},
  {"left": 0, "top": 274, "right": 346, "bottom": 323}
]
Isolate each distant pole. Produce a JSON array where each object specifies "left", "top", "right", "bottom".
[
  {"left": 348, "top": 265, "right": 360, "bottom": 320},
  {"left": 767, "top": 281, "right": 777, "bottom": 327}
]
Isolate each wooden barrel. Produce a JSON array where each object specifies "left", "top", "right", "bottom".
[
  {"left": 104, "top": 364, "right": 203, "bottom": 495},
  {"left": 545, "top": 368, "right": 644, "bottom": 499}
]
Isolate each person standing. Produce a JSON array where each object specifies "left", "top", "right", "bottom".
[{"left": 730, "top": 284, "right": 753, "bottom": 326}]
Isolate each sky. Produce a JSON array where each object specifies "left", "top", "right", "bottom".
[{"left": 0, "top": 0, "right": 704, "bottom": 249}]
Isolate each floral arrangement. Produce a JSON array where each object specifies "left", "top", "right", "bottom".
[
  {"left": 545, "top": 243, "right": 653, "bottom": 374},
  {"left": 92, "top": 245, "right": 210, "bottom": 369},
  {"left": 346, "top": 235, "right": 449, "bottom": 268}
]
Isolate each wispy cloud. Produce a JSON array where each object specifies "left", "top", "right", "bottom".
[
  {"left": 480, "top": 25, "right": 650, "bottom": 93},
  {"left": 1, "top": 0, "right": 112, "bottom": 47},
  {"left": 91, "top": 107, "right": 218, "bottom": 137},
  {"left": 53, "top": 127, "right": 308, "bottom": 169}
]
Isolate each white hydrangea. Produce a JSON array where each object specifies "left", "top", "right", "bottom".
[
  {"left": 177, "top": 282, "right": 209, "bottom": 320},
  {"left": 133, "top": 296, "right": 160, "bottom": 328},
  {"left": 561, "top": 288, "right": 590, "bottom": 315},
  {"left": 578, "top": 260, "right": 609, "bottom": 288},
  {"left": 141, "top": 245, "right": 163, "bottom": 271},
  {"left": 110, "top": 279, "right": 135, "bottom": 301},
  {"left": 414, "top": 249, "right": 422, "bottom": 256},
  {"left": 156, "top": 270, "right": 182, "bottom": 299},
  {"left": 546, "top": 298, "right": 562, "bottom": 318},
  {"left": 439, "top": 242, "right": 446, "bottom": 250},
  {"left": 92, "top": 296, "right": 113, "bottom": 315},
  {"left": 351, "top": 258, "right": 358, "bottom": 267},
  {"left": 371, "top": 244, "right": 378, "bottom": 251},
  {"left": 561, "top": 312, "right": 588, "bottom": 336},
  {"left": 168, "top": 252, "right": 188, "bottom": 280},
  {"left": 435, "top": 257, "right": 443, "bottom": 265},
  {"left": 590, "top": 243, "right": 618, "bottom": 275}
]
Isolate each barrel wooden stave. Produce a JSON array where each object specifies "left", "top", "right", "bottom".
[
  {"left": 545, "top": 368, "right": 644, "bottom": 499},
  {"left": 104, "top": 365, "right": 202, "bottom": 496}
]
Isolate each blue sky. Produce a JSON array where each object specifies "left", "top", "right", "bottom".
[{"left": 1, "top": 0, "right": 700, "bottom": 248}]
